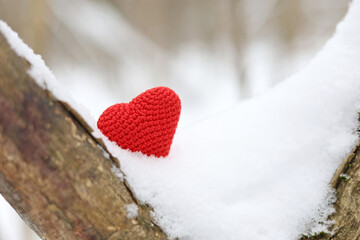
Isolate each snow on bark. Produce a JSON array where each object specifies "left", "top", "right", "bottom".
[{"left": 1, "top": 0, "right": 360, "bottom": 239}]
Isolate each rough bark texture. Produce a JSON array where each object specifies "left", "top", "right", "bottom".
[
  {"left": 327, "top": 140, "right": 360, "bottom": 239},
  {"left": 0, "top": 32, "right": 167, "bottom": 239}
]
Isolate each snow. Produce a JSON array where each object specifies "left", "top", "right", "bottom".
[
  {"left": 0, "top": 195, "right": 28, "bottom": 240},
  {"left": 339, "top": 173, "right": 351, "bottom": 181},
  {"left": 125, "top": 203, "right": 139, "bottom": 219},
  {"left": 111, "top": 165, "right": 124, "bottom": 182},
  {"left": 1, "top": 0, "right": 360, "bottom": 239},
  {"left": 109, "top": 0, "right": 360, "bottom": 239}
]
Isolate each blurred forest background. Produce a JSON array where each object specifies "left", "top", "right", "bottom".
[{"left": 0, "top": 0, "right": 350, "bottom": 239}]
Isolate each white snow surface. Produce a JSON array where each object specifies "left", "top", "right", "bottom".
[
  {"left": 125, "top": 203, "right": 139, "bottom": 219},
  {"left": 1, "top": 0, "right": 360, "bottom": 239}
]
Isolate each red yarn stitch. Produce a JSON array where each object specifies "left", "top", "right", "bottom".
[{"left": 97, "top": 87, "right": 181, "bottom": 157}]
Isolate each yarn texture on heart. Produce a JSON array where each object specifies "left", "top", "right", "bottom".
[{"left": 97, "top": 87, "right": 181, "bottom": 157}]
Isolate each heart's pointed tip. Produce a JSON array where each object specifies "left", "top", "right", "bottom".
[{"left": 97, "top": 86, "right": 181, "bottom": 159}]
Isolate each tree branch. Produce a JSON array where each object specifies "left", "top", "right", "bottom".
[
  {"left": 300, "top": 139, "right": 360, "bottom": 240},
  {"left": 325, "top": 140, "right": 360, "bottom": 239},
  {"left": 0, "top": 31, "right": 167, "bottom": 239}
]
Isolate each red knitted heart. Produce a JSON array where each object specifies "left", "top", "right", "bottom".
[{"left": 97, "top": 87, "right": 181, "bottom": 157}]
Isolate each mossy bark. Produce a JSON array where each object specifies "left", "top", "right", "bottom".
[{"left": 0, "top": 32, "right": 167, "bottom": 239}]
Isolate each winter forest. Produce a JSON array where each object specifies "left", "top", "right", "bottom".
[{"left": 0, "top": 0, "right": 359, "bottom": 240}]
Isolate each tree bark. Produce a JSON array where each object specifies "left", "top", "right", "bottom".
[
  {"left": 300, "top": 139, "right": 360, "bottom": 240},
  {"left": 327, "top": 140, "right": 360, "bottom": 239},
  {"left": 0, "top": 32, "right": 167, "bottom": 239}
]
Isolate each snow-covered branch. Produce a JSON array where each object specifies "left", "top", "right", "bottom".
[
  {"left": 0, "top": 28, "right": 166, "bottom": 240},
  {"left": 0, "top": 0, "right": 360, "bottom": 239}
]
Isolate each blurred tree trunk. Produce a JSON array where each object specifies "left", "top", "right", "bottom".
[
  {"left": 229, "top": 0, "right": 249, "bottom": 98},
  {"left": 0, "top": 31, "right": 166, "bottom": 239}
]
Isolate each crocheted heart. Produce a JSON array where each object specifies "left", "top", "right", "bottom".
[{"left": 97, "top": 87, "right": 181, "bottom": 157}]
